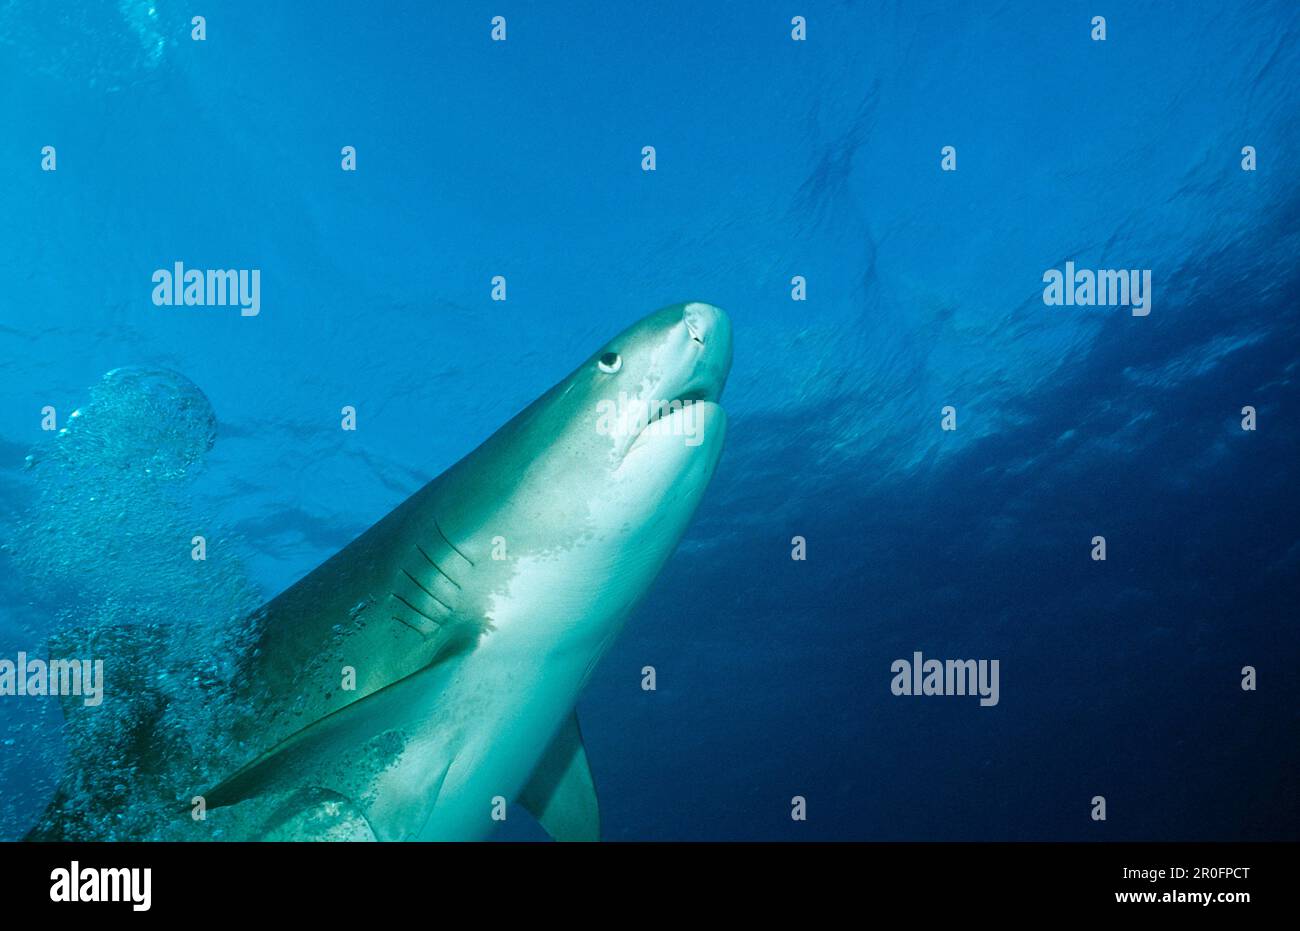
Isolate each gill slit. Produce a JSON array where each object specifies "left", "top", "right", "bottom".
[
  {"left": 392, "top": 592, "right": 443, "bottom": 628},
  {"left": 401, "top": 569, "right": 454, "bottom": 613},
  {"left": 415, "top": 542, "right": 462, "bottom": 590},
  {"left": 391, "top": 614, "right": 428, "bottom": 634},
  {"left": 433, "top": 516, "right": 475, "bottom": 566}
]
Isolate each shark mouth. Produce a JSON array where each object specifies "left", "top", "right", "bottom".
[
  {"left": 636, "top": 390, "right": 708, "bottom": 432},
  {"left": 624, "top": 395, "right": 720, "bottom": 457}
]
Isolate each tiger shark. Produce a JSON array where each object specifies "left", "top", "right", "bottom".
[{"left": 175, "top": 300, "right": 732, "bottom": 841}]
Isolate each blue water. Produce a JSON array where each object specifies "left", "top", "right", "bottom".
[{"left": 1, "top": 1, "right": 1297, "bottom": 840}]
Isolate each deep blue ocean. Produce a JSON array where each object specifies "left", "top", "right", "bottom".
[{"left": 0, "top": 2, "right": 1296, "bottom": 841}]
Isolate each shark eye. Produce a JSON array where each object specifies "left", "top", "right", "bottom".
[{"left": 597, "top": 352, "right": 622, "bottom": 374}]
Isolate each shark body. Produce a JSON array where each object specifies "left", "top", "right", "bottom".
[{"left": 175, "top": 301, "right": 733, "bottom": 841}]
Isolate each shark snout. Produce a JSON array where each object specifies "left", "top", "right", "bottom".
[{"left": 679, "top": 302, "right": 732, "bottom": 402}]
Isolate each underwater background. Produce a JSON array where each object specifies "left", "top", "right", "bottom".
[{"left": 0, "top": 1, "right": 1297, "bottom": 841}]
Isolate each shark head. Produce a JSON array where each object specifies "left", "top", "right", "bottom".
[
  {"left": 434, "top": 301, "right": 733, "bottom": 641},
  {"left": 506, "top": 299, "right": 728, "bottom": 518},
  {"left": 580, "top": 300, "right": 731, "bottom": 548},
  {"left": 587, "top": 299, "right": 731, "bottom": 464},
  {"left": 589, "top": 299, "right": 734, "bottom": 457}
]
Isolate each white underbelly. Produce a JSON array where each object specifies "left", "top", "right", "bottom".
[{"left": 368, "top": 553, "right": 624, "bottom": 840}]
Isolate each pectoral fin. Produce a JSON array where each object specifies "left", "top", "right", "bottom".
[
  {"left": 202, "top": 661, "right": 454, "bottom": 840},
  {"left": 519, "top": 712, "right": 600, "bottom": 842}
]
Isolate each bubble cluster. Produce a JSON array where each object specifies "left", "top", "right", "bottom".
[
  {"left": 48, "top": 366, "right": 217, "bottom": 480},
  {"left": 4, "top": 368, "right": 261, "bottom": 841}
]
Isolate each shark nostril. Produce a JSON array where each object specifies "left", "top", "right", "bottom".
[{"left": 683, "top": 302, "right": 719, "bottom": 347}]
